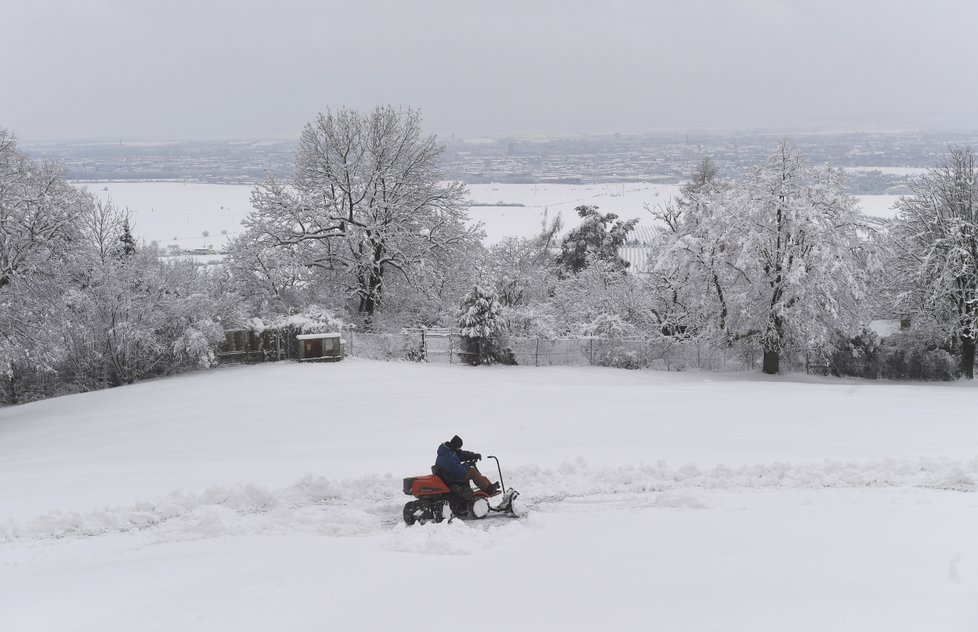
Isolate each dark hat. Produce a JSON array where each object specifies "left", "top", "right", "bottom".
[{"left": 448, "top": 435, "right": 463, "bottom": 450}]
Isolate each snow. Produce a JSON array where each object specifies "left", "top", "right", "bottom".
[
  {"left": 83, "top": 182, "right": 902, "bottom": 251},
  {"left": 84, "top": 181, "right": 675, "bottom": 248},
  {"left": 854, "top": 194, "right": 902, "bottom": 219},
  {"left": 295, "top": 332, "right": 341, "bottom": 340},
  {"left": 844, "top": 166, "right": 928, "bottom": 177},
  {"left": 868, "top": 319, "right": 903, "bottom": 338},
  {"left": 84, "top": 182, "right": 253, "bottom": 252},
  {"left": 1, "top": 359, "right": 977, "bottom": 631},
  {"left": 466, "top": 182, "right": 676, "bottom": 243}
]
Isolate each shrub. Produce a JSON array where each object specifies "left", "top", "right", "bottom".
[
  {"left": 829, "top": 328, "right": 958, "bottom": 381},
  {"left": 829, "top": 327, "right": 883, "bottom": 379},
  {"left": 879, "top": 333, "right": 957, "bottom": 381}
]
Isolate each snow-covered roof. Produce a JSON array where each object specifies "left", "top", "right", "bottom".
[{"left": 296, "top": 332, "right": 342, "bottom": 340}]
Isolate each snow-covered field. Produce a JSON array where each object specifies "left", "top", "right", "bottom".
[
  {"left": 844, "top": 166, "right": 929, "bottom": 177},
  {"left": 1, "top": 360, "right": 976, "bottom": 631},
  {"left": 85, "top": 182, "right": 254, "bottom": 252},
  {"left": 85, "top": 182, "right": 903, "bottom": 248}
]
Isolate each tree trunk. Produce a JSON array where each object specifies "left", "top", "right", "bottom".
[
  {"left": 357, "top": 264, "right": 383, "bottom": 321},
  {"left": 762, "top": 349, "right": 780, "bottom": 375},
  {"left": 358, "top": 293, "right": 376, "bottom": 319},
  {"left": 961, "top": 335, "right": 976, "bottom": 380},
  {"left": 762, "top": 315, "right": 783, "bottom": 375},
  {"left": 2, "top": 371, "right": 16, "bottom": 405}
]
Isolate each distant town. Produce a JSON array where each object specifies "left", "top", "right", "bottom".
[{"left": 23, "top": 129, "right": 978, "bottom": 195}]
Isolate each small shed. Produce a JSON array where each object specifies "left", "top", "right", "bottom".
[{"left": 296, "top": 332, "right": 346, "bottom": 362}]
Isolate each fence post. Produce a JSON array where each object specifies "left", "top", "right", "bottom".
[
  {"left": 536, "top": 338, "right": 540, "bottom": 367},
  {"left": 589, "top": 338, "right": 594, "bottom": 365},
  {"left": 449, "top": 333, "right": 453, "bottom": 364}
]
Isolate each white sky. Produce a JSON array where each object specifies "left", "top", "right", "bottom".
[{"left": 3, "top": 0, "right": 977, "bottom": 141}]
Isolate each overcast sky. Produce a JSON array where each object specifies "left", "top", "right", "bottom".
[{"left": 2, "top": 0, "right": 977, "bottom": 141}]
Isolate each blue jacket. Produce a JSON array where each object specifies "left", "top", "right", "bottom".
[{"left": 435, "top": 442, "right": 478, "bottom": 483}]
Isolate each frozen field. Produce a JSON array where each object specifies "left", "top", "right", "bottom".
[
  {"left": 1, "top": 360, "right": 976, "bottom": 631},
  {"left": 84, "top": 182, "right": 903, "bottom": 249}
]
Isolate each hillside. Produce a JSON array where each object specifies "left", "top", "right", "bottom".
[{"left": 1, "top": 360, "right": 976, "bottom": 631}]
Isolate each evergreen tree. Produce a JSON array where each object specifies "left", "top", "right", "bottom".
[
  {"left": 118, "top": 219, "right": 137, "bottom": 257},
  {"left": 457, "top": 285, "right": 514, "bottom": 365},
  {"left": 555, "top": 205, "right": 639, "bottom": 276}
]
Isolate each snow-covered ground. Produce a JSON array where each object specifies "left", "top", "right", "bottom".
[
  {"left": 84, "top": 182, "right": 253, "bottom": 253},
  {"left": 466, "top": 182, "right": 678, "bottom": 243},
  {"left": 1, "top": 360, "right": 976, "bottom": 631},
  {"left": 844, "top": 166, "right": 929, "bottom": 177},
  {"left": 854, "top": 194, "right": 902, "bottom": 219},
  {"left": 84, "top": 182, "right": 904, "bottom": 248}
]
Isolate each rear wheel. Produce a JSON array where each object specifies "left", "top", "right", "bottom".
[
  {"left": 433, "top": 500, "right": 452, "bottom": 523},
  {"left": 468, "top": 497, "right": 489, "bottom": 519},
  {"left": 403, "top": 501, "right": 418, "bottom": 525}
]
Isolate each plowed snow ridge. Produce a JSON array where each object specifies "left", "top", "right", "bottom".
[{"left": 3, "top": 457, "right": 975, "bottom": 543}]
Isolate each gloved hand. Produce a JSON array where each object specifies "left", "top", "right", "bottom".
[{"left": 474, "top": 453, "right": 482, "bottom": 461}]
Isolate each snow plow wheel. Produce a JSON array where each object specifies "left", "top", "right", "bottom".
[
  {"left": 469, "top": 497, "right": 489, "bottom": 519},
  {"left": 508, "top": 493, "right": 521, "bottom": 518}
]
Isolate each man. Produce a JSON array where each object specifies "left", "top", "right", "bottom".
[{"left": 434, "top": 435, "right": 500, "bottom": 496}]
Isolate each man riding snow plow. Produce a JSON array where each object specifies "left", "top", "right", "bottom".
[{"left": 402, "top": 435, "right": 520, "bottom": 525}]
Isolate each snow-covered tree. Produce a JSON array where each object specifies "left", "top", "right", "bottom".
[
  {"left": 224, "top": 224, "right": 314, "bottom": 316},
  {"left": 236, "top": 107, "right": 478, "bottom": 328},
  {"left": 0, "top": 129, "right": 87, "bottom": 402},
  {"left": 651, "top": 145, "right": 869, "bottom": 374},
  {"left": 383, "top": 236, "right": 483, "bottom": 329},
  {"left": 551, "top": 257, "right": 655, "bottom": 336},
  {"left": 481, "top": 213, "right": 561, "bottom": 308},
  {"left": 731, "top": 144, "right": 869, "bottom": 373},
  {"left": 118, "top": 218, "right": 137, "bottom": 257},
  {"left": 890, "top": 146, "right": 978, "bottom": 378},
  {"left": 457, "top": 285, "right": 512, "bottom": 365},
  {"left": 0, "top": 129, "right": 239, "bottom": 402},
  {"left": 555, "top": 205, "right": 639, "bottom": 276},
  {"left": 62, "top": 202, "right": 228, "bottom": 390},
  {"left": 648, "top": 157, "right": 733, "bottom": 341}
]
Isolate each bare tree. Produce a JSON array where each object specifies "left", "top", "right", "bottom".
[
  {"left": 238, "top": 107, "right": 476, "bottom": 327},
  {"left": 78, "top": 196, "right": 132, "bottom": 265}
]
